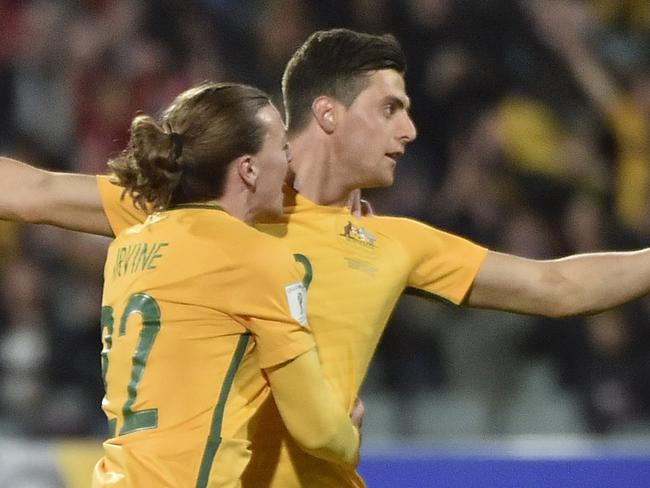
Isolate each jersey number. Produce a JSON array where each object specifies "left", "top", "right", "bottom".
[
  {"left": 101, "top": 293, "right": 161, "bottom": 437},
  {"left": 293, "top": 253, "right": 313, "bottom": 290}
]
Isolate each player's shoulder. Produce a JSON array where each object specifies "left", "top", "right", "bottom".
[
  {"left": 191, "top": 211, "right": 296, "bottom": 268},
  {"left": 244, "top": 226, "right": 294, "bottom": 260},
  {"left": 365, "top": 214, "right": 439, "bottom": 235},
  {"left": 238, "top": 231, "right": 301, "bottom": 287},
  {"left": 365, "top": 214, "right": 470, "bottom": 249},
  {"left": 138, "top": 208, "right": 264, "bottom": 258},
  {"left": 171, "top": 209, "right": 299, "bottom": 280}
]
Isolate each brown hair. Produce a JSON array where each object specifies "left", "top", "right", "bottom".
[
  {"left": 109, "top": 82, "right": 271, "bottom": 211},
  {"left": 282, "top": 28, "right": 406, "bottom": 135}
]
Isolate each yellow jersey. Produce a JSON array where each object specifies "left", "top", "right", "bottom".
[
  {"left": 93, "top": 203, "right": 315, "bottom": 488},
  {"left": 97, "top": 177, "right": 488, "bottom": 487}
]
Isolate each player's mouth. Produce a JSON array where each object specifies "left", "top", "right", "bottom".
[{"left": 385, "top": 151, "right": 403, "bottom": 165}]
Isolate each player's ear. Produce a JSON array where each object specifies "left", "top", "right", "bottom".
[
  {"left": 235, "top": 154, "right": 259, "bottom": 189},
  {"left": 311, "top": 96, "right": 337, "bottom": 134}
]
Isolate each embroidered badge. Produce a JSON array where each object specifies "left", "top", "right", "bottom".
[{"left": 340, "top": 221, "right": 376, "bottom": 248}]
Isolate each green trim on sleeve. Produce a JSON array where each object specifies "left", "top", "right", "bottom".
[{"left": 404, "top": 287, "right": 459, "bottom": 307}]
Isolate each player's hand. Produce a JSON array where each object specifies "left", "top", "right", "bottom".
[
  {"left": 348, "top": 190, "right": 374, "bottom": 218},
  {"left": 350, "top": 397, "right": 365, "bottom": 429}
]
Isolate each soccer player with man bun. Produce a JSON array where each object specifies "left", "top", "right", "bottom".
[{"left": 92, "top": 81, "right": 360, "bottom": 487}]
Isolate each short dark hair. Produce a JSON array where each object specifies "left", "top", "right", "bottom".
[
  {"left": 109, "top": 82, "right": 271, "bottom": 211},
  {"left": 282, "top": 28, "right": 406, "bottom": 134}
]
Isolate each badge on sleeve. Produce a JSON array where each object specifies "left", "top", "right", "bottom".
[{"left": 285, "top": 282, "right": 308, "bottom": 326}]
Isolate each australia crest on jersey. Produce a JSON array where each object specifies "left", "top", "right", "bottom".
[{"left": 340, "top": 221, "right": 376, "bottom": 248}]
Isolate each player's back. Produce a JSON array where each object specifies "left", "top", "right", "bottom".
[{"left": 94, "top": 206, "right": 302, "bottom": 488}]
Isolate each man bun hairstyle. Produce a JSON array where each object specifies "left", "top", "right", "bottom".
[
  {"left": 109, "top": 115, "right": 183, "bottom": 211},
  {"left": 109, "top": 82, "right": 271, "bottom": 211},
  {"left": 282, "top": 28, "right": 406, "bottom": 134}
]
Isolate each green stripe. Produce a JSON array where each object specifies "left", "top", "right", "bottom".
[{"left": 195, "top": 333, "right": 251, "bottom": 488}]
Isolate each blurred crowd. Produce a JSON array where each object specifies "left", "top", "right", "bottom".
[{"left": 0, "top": 0, "right": 650, "bottom": 439}]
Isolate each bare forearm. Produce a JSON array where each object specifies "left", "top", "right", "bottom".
[
  {"left": 548, "top": 249, "right": 650, "bottom": 316},
  {"left": 469, "top": 250, "right": 650, "bottom": 317},
  {"left": 0, "top": 156, "right": 112, "bottom": 236},
  {"left": 0, "top": 157, "right": 48, "bottom": 221}
]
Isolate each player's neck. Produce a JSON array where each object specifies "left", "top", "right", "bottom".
[
  {"left": 205, "top": 164, "right": 268, "bottom": 225},
  {"left": 289, "top": 130, "right": 352, "bottom": 207},
  {"left": 196, "top": 196, "right": 250, "bottom": 224},
  {"left": 207, "top": 178, "right": 257, "bottom": 225}
]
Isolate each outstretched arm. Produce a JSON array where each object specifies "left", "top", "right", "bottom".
[
  {"left": 0, "top": 156, "right": 112, "bottom": 236},
  {"left": 266, "top": 348, "right": 360, "bottom": 468},
  {"left": 467, "top": 249, "right": 650, "bottom": 317}
]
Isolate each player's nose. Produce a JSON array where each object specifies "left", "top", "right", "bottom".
[{"left": 400, "top": 113, "right": 417, "bottom": 143}]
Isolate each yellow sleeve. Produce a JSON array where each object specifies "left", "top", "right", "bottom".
[
  {"left": 389, "top": 217, "right": 488, "bottom": 305},
  {"left": 96, "top": 176, "right": 147, "bottom": 236},
  {"left": 230, "top": 245, "right": 315, "bottom": 369},
  {"left": 265, "top": 348, "right": 360, "bottom": 467}
]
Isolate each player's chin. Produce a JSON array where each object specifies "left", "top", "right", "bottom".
[
  {"left": 375, "top": 167, "right": 396, "bottom": 187},
  {"left": 365, "top": 171, "right": 394, "bottom": 188}
]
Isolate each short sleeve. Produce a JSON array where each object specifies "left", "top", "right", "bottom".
[
  {"left": 395, "top": 218, "right": 488, "bottom": 305},
  {"left": 230, "top": 245, "right": 315, "bottom": 369},
  {"left": 96, "top": 176, "right": 147, "bottom": 236}
]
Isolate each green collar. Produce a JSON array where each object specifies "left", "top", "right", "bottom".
[{"left": 167, "top": 203, "right": 227, "bottom": 213}]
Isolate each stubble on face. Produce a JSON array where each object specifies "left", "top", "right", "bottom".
[{"left": 334, "top": 70, "right": 414, "bottom": 189}]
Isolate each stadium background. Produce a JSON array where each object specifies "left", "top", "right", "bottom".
[{"left": 1, "top": 0, "right": 650, "bottom": 486}]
